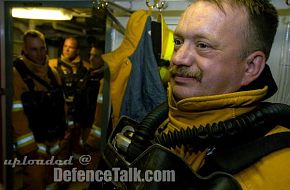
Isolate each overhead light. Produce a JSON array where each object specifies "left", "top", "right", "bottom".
[{"left": 12, "top": 7, "right": 73, "bottom": 20}]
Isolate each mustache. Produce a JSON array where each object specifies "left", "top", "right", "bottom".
[{"left": 169, "top": 65, "right": 203, "bottom": 82}]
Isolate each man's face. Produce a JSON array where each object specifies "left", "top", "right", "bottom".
[
  {"left": 89, "top": 47, "right": 103, "bottom": 69},
  {"left": 23, "top": 36, "right": 47, "bottom": 65},
  {"left": 170, "top": 1, "right": 249, "bottom": 100},
  {"left": 62, "top": 38, "right": 79, "bottom": 61}
]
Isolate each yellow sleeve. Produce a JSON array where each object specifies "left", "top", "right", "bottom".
[{"left": 12, "top": 67, "right": 37, "bottom": 155}]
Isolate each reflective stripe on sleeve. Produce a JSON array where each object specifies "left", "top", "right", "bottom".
[
  {"left": 91, "top": 124, "right": 101, "bottom": 138},
  {"left": 97, "top": 94, "right": 103, "bottom": 104},
  {"left": 72, "top": 152, "right": 81, "bottom": 160},
  {"left": 37, "top": 143, "right": 47, "bottom": 154},
  {"left": 49, "top": 144, "right": 60, "bottom": 155},
  {"left": 67, "top": 120, "right": 74, "bottom": 127},
  {"left": 12, "top": 101, "right": 23, "bottom": 112},
  {"left": 79, "top": 138, "right": 84, "bottom": 146},
  {"left": 16, "top": 132, "right": 35, "bottom": 148}
]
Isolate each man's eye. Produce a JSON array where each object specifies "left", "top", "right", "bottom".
[
  {"left": 197, "top": 42, "right": 209, "bottom": 49},
  {"left": 174, "top": 38, "right": 183, "bottom": 46}
]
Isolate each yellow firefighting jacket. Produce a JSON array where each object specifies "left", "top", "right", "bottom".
[
  {"left": 102, "top": 10, "right": 174, "bottom": 128},
  {"left": 164, "top": 83, "right": 290, "bottom": 190},
  {"left": 102, "top": 10, "right": 151, "bottom": 127},
  {"left": 49, "top": 54, "right": 91, "bottom": 128},
  {"left": 50, "top": 54, "right": 102, "bottom": 150},
  {"left": 49, "top": 54, "right": 90, "bottom": 72},
  {"left": 12, "top": 55, "right": 62, "bottom": 155}
]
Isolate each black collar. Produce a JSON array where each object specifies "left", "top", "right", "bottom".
[{"left": 239, "top": 64, "right": 277, "bottom": 100}]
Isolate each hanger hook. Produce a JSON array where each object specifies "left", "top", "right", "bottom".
[
  {"left": 156, "top": 1, "right": 168, "bottom": 11},
  {"left": 97, "top": 0, "right": 108, "bottom": 9},
  {"left": 146, "top": 0, "right": 155, "bottom": 9}
]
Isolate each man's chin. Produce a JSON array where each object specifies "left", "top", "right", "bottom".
[
  {"left": 172, "top": 84, "right": 206, "bottom": 99},
  {"left": 172, "top": 86, "right": 192, "bottom": 100}
]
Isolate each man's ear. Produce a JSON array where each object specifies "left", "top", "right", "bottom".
[{"left": 241, "top": 51, "right": 266, "bottom": 86}]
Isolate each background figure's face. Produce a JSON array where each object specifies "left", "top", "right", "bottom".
[
  {"left": 89, "top": 47, "right": 103, "bottom": 69},
  {"left": 170, "top": 1, "right": 249, "bottom": 100},
  {"left": 62, "top": 38, "right": 79, "bottom": 61},
  {"left": 22, "top": 36, "right": 47, "bottom": 65}
]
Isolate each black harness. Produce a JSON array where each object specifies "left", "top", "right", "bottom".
[
  {"left": 13, "top": 58, "right": 66, "bottom": 141},
  {"left": 90, "top": 102, "right": 290, "bottom": 190},
  {"left": 57, "top": 59, "right": 101, "bottom": 128}
]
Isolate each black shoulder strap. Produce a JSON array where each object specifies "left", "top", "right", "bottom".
[
  {"left": 57, "top": 58, "right": 88, "bottom": 79},
  {"left": 58, "top": 58, "right": 73, "bottom": 71},
  {"left": 13, "top": 58, "right": 57, "bottom": 91},
  {"left": 200, "top": 132, "right": 290, "bottom": 175},
  {"left": 14, "top": 58, "right": 35, "bottom": 91}
]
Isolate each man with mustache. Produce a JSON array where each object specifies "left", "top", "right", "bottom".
[{"left": 158, "top": 0, "right": 290, "bottom": 189}]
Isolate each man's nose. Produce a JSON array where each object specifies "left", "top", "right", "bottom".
[{"left": 171, "top": 43, "right": 193, "bottom": 66}]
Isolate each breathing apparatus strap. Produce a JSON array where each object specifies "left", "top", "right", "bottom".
[
  {"left": 57, "top": 58, "right": 73, "bottom": 70},
  {"left": 13, "top": 58, "right": 66, "bottom": 142},
  {"left": 57, "top": 58, "right": 87, "bottom": 76},
  {"left": 199, "top": 132, "right": 290, "bottom": 175},
  {"left": 56, "top": 59, "right": 89, "bottom": 94},
  {"left": 13, "top": 58, "right": 59, "bottom": 91}
]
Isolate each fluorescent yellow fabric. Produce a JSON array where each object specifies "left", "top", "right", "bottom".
[
  {"left": 235, "top": 125, "right": 290, "bottom": 190},
  {"left": 159, "top": 66, "right": 170, "bottom": 85},
  {"left": 165, "top": 83, "right": 290, "bottom": 189},
  {"left": 159, "top": 14, "right": 174, "bottom": 61},
  {"left": 102, "top": 10, "right": 151, "bottom": 127},
  {"left": 166, "top": 84, "right": 267, "bottom": 133}
]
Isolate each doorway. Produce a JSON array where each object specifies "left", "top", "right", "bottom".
[{"left": 2, "top": 1, "right": 107, "bottom": 189}]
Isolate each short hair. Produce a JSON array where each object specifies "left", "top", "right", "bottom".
[
  {"left": 64, "top": 37, "right": 79, "bottom": 49},
  {"left": 198, "top": 0, "right": 278, "bottom": 60},
  {"left": 23, "top": 30, "right": 46, "bottom": 46}
]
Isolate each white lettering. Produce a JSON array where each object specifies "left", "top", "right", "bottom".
[
  {"left": 53, "top": 168, "right": 63, "bottom": 182},
  {"left": 51, "top": 167, "right": 175, "bottom": 183}
]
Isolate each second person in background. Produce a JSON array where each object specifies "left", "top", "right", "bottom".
[{"left": 49, "top": 37, "right": 100, "bottom": 170}]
